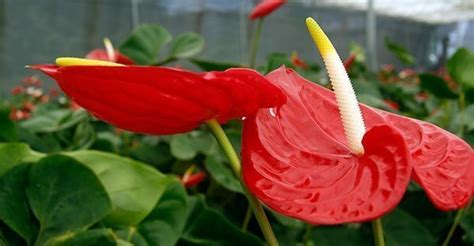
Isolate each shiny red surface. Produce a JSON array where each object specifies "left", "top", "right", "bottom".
[
  {"left": 86, "top": 49, "right": 135, "bottom": 65},
  {"left": 31, "top": 65, "right": 285, "bottom": 135},
  {"left": 242, "top": 67, "right": 473, "bottom": 224},
  {"left": 249, "top": 0, "right": 286, "bottom": 20}
]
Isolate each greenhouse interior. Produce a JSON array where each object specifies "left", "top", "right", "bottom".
[{"left": 0, "top": 0, "right": 473, "bottom": 245}]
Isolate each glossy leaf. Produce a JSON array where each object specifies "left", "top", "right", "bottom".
[
  {"left": 119, "top": 24, "right": 172, "bottom": 65},
  {"left": 66, "top": 151, "right": 171, "bottom": 226},
  {"left": 179, "top": 195, "right": 264, "bottom": 245},
  {"left": 383, "top": 209, "right": 437, "bottom": 246},
  {"left": 27, "top": 155, "right": 112, "bottom": 246},
  {"left": 447, "top": 48, "right": 474, "bottom": 89},
  {"left": 169, "top": 33, "right": 204, "bottom": 59},
  {"left": 0, "top": 164, "right": 37, "bottom": 243},
  {"left": 0, "top": 143, "right": 44, "bottom": 176},
  {"left": 419, "top": 73, "right": 458, "bottom": 99}
]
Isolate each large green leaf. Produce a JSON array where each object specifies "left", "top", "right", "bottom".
[
  {"left": 117, "top": 180, "right": 188, "bottom": 246},
  {"left": 0, "top": 164, "right": 37, "bottom": 244},
  {"left": 66, "top": 151, "right": 171, "bottom": 226},
  {"left": 0, "top": 107, "right": 17, "bottom": 142},
  {"left": 419, "top": 73, "right": 458, "bottom": 99},
  {"left": 179, "top": 195, "right": 264, "bottom": 245},
  {"left": 119, "top": 24, "right": 172, "bottom": 65},
  {"left": 27, "top": 155, "right": 112, "bottom": 246},
  {"left": 383, "top": 209, "right": 437, "bottom": 246},
  {"left": 190, "top": 58, "right": 242, "bottom": 71},
  {"left": 48, "top": 228, "right": 117, "bottom": 246},
  {"left": 384, "top": 38, "right": 415, "bottom": 65},
  {"left": 0, "top": 143, "right": 44, "bottom": 176},
  {"left": 169, "top": 33, "right": 204, "bottom": 59},
  {"left": 447, "top": 48, "right": 474, "bottom": 89},
  {"left": 19, "top": 109, "right": 88, "bottom": 133}
]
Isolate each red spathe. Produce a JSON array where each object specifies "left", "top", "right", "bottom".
[{"left": 242, "top": 67, "right": 473, "bottom": 224}]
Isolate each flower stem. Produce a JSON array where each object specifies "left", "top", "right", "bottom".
[
  {"left": 442, "top": 208, "right": 465, "bottom": 246},
  {"left": 249, "top": 19, "right": 264, "bottom": 68},
  {"left": 371, "top": 218, "right": 385, "bottom": 246},
  {"left": 458, "top": 90, "right": 466, "bottom": 137},
  {"left": 206, "top": 119, "right": 278, "bottom": 246},
  {"left": 242, "top": 206, "right": 253, "bottom": 231},
  {"left": 303, "top": 223, "right": 312, "bottom": 246}
]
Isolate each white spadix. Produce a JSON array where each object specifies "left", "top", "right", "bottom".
[{"left": 306, "top": 17, "right": 366, "bottom": 155}]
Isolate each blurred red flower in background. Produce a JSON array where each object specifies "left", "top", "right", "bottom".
[{"left": 249, "top": 0, "right": 286, "bottom": 20}]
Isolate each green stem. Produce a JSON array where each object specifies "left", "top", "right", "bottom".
[
  {"left": 206, "top": 119, "right": 278, "bottom": 246},
  {"left": 441, "top": 208, "right": 465, "bottom": 246},
  {"left": 249, "top": 19, "right": 264, "bottom": 68},
  {"left": 242, "top": 206, "right": 253, "bottom": 231},
  {"left": 458, "top": 90, "right": 466, "bottom": 137},
  {"left": 303, "top": 223, "right": 312, "bottom": 246},
  {"left": 371, "top": 218, "right": 385, "bottom": 246}
]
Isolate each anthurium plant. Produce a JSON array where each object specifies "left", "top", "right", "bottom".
[{"left": 1, "top": 2, "right": 473, "bottom": 246}]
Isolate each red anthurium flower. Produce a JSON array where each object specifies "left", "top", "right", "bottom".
[
  {"left": 243, "top": 67, "right": 473, "bottom": 223},
  {"left": 249, "top": 0, "right": 286, "bottom": 20},
  {"left": 86, "top": 38, "right": 134, "bottom": 65},
  {"left": 242, "top": 18, "right": 473, "bottom": 225},
  {"left": 30, "top": 58, "right": 285, "bottom": 135}
]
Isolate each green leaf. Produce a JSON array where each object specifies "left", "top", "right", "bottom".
[
  {"left": 271, "top": 212, "right": 304, "bottom": 229},
  {"left": 0, "top": 164, "right": 37, "bottom": 243},
  {"left": 0, "top": 143, "right": 44, "bottom": 176},
  {"left": 447, "top": 48, "right": 474, "bottom": 89},
  {"left": 458, "top": 105, "right": 474, "bottom": 132},
  {"left": 135, "top": 180, "right": 188, "bottom": 246},
  {"left": 119, "top": 24, "right": 172, "bottom": 65},
  {"left": 170, "top": 131, "right": 215, "bottom": 161},
  {"left": 460, "top": 208, "right": 474, "bottom": 243},
  {"left": 170, "top": 134, "right": 199, "bottom": 160},
  {"left": 419, "top": 73, "right": 458, "bottom": 99},
  {"left": 169, "top": 33, "right": 204, "bottom": 59},
  {"left": 190, "top": 58, "right": 242, "bottom": 71},
  {"left": 204, "top": 156, "right": 242, "bottom": 193},
  {"left": 0, "top": 107, "right": 17, "bottom": 142},
  {"left": 180, "top": 196, "right": 264, "bottom": 245},
  {"left": 66, "top": 151, "right": 171, "bottom": 226},
  {"left": 49, "top": 228, "right": 117, "bottom": 246},
  {"left": 383, "top": 209, "right": 437, "bottom": 246},
  {"left": 19, "top": 109, "right": 88, "bottom": 133},
  {"left": 385, "top": 38, "right": 415, "bottom": 65},
  {"left": 27, "top": 155, "right": 112, "bottom": 246},
  {"left": 311, "top": 225, "right": 369, "bottom": 246}
]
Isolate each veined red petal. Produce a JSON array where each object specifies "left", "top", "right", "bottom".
[
  {"left": 243, "top": 66, "right": 473, "bottom": 224},
  {"left": 242, "top": 67, "right": 411, "bottom": 224},
  {"left": 30, "top": 65, "right": 284, "bottom": 135},
  {"left": 249, "top": 0, "right": 286, "bottom": 20}
]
